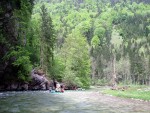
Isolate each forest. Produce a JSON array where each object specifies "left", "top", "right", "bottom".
[{"left": 0, "top": 0, "right": 150, "bottom": 90}]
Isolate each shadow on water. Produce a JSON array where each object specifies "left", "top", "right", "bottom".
[{"left": 0, "top": 90, "right": 150, "bottom": 113}]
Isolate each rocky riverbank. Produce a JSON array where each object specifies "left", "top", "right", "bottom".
[{"left": 0, "top": 69, "right": 50, "bottom": 91}]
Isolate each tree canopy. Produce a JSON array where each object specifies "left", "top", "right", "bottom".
[{"left": 0, "top": 0, "right": 150, "bottom": 89}]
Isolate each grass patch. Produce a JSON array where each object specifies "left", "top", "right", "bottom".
[{"left": 102, "top": 85, "right": 150, "bottom": 101}]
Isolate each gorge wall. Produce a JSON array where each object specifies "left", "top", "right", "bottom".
[{"left": 0, "top": 0, "right": 50, "bottom": 91}]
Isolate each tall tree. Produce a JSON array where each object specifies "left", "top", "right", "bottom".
[{"left": 40, "top": 4, "right": 56, "bottom": 74}]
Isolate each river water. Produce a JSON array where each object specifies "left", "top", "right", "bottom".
[{"left": 0, "top": 90, "right": 150, "bottom": 113}]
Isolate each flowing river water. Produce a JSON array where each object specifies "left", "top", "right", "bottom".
[{"left": 0, "top": 89, "right": 150, "bottom": 113}]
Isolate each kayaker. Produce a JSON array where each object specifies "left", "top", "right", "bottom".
[{"left": 60, "top": 84, "right": 64, "bottom": 93}]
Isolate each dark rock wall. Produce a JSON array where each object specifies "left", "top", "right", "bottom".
[
  {"left": 0, "top": 0, "right": 21, "bottom": 90},
  {"left": 0, "top": 0, "right": 47, "bottom": 91}
]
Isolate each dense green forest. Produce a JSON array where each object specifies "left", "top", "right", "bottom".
[{"left": 0, "top": 0, "right": 150, "bottom": 90}]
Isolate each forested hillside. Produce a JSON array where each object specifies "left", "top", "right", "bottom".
[
  {"left": 0, "top": 0, "right": 150, "bottom": 90},
  {"left": 32, "top": 0, "right": 150, "bottom": 87}
]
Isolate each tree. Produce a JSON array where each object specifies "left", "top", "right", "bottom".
[
  {"left": 40, "top": 4, "right": 56, "bottom": 74},
  {"left": 59, "top": 30, "right": 91, "bottom": 88},
  {"left": 33, "top": 0, "right": 150, "bottom": 86}
]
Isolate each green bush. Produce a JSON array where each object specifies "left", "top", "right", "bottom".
[{"left": 5, "top": 46, "right": 33, "bottom": 81}]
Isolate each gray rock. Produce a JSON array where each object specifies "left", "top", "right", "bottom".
[
  {"left": 29, "top": 69, "right": 50, "bottom": 90},
  {"left": 10, "top": 83, "right": 18, "bottom": 90},
  {"left": 5, "top": 13, "right": 10, "bottom": 18}
]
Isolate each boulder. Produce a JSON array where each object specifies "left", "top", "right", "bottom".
[
  {"left": 0, "top": 69, "right": 50, "bottom": 91},
  {"left": 29, "top": 69, "right": 50, "bottom": 90},
  {"left": 10, "top": 83, "right": 18, "bottom": 90}
]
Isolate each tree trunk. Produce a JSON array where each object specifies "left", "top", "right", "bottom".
[
  {"left": 112, "top": 54, "right": 117, "bottom": 87},
  {"left": 91, "top": 56, "right": 97, "bottom": 84}
]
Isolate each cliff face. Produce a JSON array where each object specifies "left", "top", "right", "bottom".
[
  {"left": 0, "top": 0, "right": 38, "bottom": 91},
  {"left": 0, "top": 0, "right": 19, "bottom": 89}
]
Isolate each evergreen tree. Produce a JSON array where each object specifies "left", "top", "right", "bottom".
[{"left": 40, "top": 4, "right": 56, "bottom": 74}]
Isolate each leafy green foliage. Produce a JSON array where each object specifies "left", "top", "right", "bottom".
[
  {"left": 1, "top": 0, "right": 149, "bottom": 86},
  {"left": 55, "top": 29, "right": 91, "bottom": 88},
  {"left": 113, "top": 2, "right": 150, "bottom": 84},
  {"left": 91, "top": 35, "right": 99, "bottom": 48},
  {"left": 0, "top": 0, "right": 34, "bottom": 83},
  {"left": 50, "top": 57, "right": 65, "bottom": 81},
  {"left": 5, "top": 46, "right": 32, "bottom": 81},
  {"left": 32, "top": 0, "right": 150, "bottom": 86},
  {"left": 103, "top": 85, "right": 150, "bottom": 100}
]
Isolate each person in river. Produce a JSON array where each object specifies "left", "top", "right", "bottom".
[
  {"left": 52, "top": 79, "right": 64, "bottom": 93},
  {"left": 55, "top": 82, "right": 61, "bottom": 92},
  {"left": 53, "top": 79, "right": 57, "bottom": 90},
  {"left": 60, "top": 84, "right": 64, "bottom": 93}
]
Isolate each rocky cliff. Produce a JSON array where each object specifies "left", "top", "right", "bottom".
[{"left": 0, "top": 0, "right": 50, "bottom": 91}]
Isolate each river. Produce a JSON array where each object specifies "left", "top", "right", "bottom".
[{"left": 0, "top": 90, "right": 150, "bottom": 113}]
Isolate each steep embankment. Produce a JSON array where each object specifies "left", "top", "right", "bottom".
[{"left": 0, "top": 1, "right": 46, "bottom": 91}]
